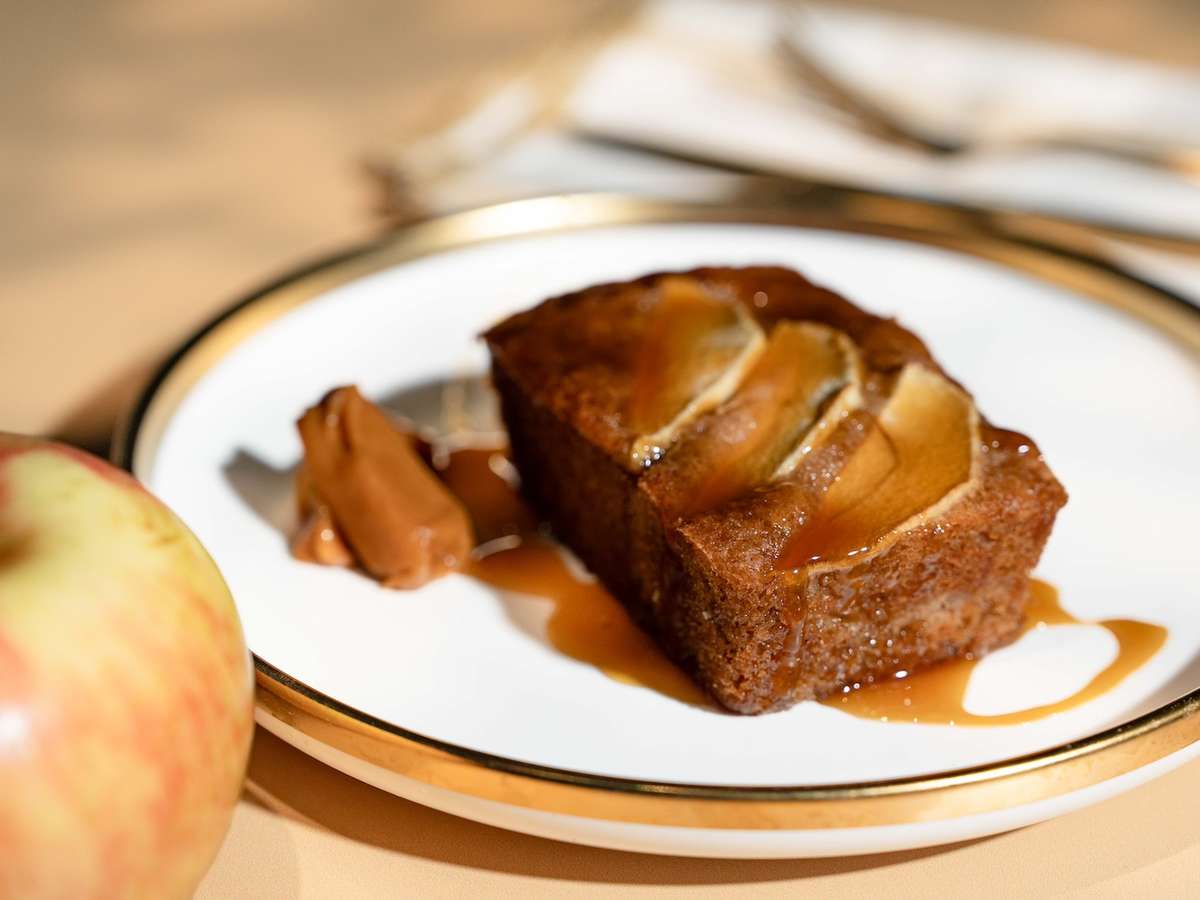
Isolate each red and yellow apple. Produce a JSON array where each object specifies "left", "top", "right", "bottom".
[{"left": 0, "top": 433, "right": 254, "bottom": 898}]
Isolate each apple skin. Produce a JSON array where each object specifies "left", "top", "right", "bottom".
[{"left": 0, "top": 434, "right": 254, "bottom": 899}]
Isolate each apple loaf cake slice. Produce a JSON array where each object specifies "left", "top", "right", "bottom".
[{"left": 484, "top": 267, "right": 1067, "bottom": 714}]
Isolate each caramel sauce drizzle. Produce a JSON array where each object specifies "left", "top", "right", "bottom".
[
  {"left": 437, "top": 451, "right": 1164, "bottom": 722},
  {"left": 625, "top": 279, "right": 745, "bottom": 437},
  {"left": 294, "top": 438, "right": 1164, "bottom": 721},
  {"left": 624, "top": 279, "right": 762, "bottom": 469},
  {"left": 434, "top": 448, "right": 537, "bottom": 545},
  {"left": 441, "top": 448, "right": 711, "bottom": 707},
  {"left": 671, "top": 322, "right": 855, "bottom": 518},
  {"left": 824, "top": 580, "right": 1167, "bottom": 725},
  {"left": 777, "top": 365, "right": 976, "bottom": 569},
  {"left": 468, "top": 538, "right": 710, "bottom": 707}
]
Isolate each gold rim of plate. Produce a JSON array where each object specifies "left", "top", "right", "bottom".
[{"left": 114, "top": 192, "right": 1200, "bottom": 830}]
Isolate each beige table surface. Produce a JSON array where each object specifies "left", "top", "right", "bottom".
[{"left": 4, "top": 1, "right": 1198, "bottom": 896}]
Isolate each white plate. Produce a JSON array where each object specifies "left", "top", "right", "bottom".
[{"left": 121, "top": 195, "right": 1200, "bottom": 857}]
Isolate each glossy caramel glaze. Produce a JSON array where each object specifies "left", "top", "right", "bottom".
[
  {"left": 469, "top": 538, "right": 711, "bottom": 707},
  {"left": 434, "top": 447, "right": 537, "bottom": 545},
  {"left": 486, "top": 266, "right": 1070, "bottom": 714},
  {"left": 291, "top": 465, "right": 355, "bottom": 566},
  {"left": 825, "top": 580, "right": 1167, "bottom": 725},
  {"left": 647, "top": 321, "right": 857, "bottom": 520},
  {"left": 296, "top": 434, "right": 710, "bottom": 705},
  {"left": 777, "top": 364, "right": 976, "bottom": 569},
  {"left": 626, "top": 277, "right": 750, "bottom": 439},
  {"left": 294, "top": 429, "right": 1154, "bottom": 720},
  {"left": 447, "top": 446, "right": 711, "bottom": 707},
  {"left": 295, "top": 386, "right": 472, "bottom": 588},
  {"left": 291, "top": 500, "right": 355, "bottom": 566}
]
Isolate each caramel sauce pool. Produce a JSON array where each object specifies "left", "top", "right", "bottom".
[
  {"left": 468, "top": 540, "right": 710, "bottom": 707},
  {"left": 825, "top": 580, "right": 1167, "bottom": 725},
  {"left": 438, "top": 447, "right": 711, "bottom": 708},
  {"left": 439, "top": 451, "right": 1161, "bottom": 724},
  {"left": 433, "top": 448, "right": 1164, "bottom": 722}
]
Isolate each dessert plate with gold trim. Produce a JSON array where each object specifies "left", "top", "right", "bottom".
[{"left": 117, "top": 194, "right": 1200, "bottom": 858}]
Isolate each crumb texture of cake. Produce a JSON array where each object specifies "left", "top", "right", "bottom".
[{"left": 485, "top": 266, "right": 1067, "bottom": 714}]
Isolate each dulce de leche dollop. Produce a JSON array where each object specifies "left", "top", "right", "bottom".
[{"left": 293, "top": 386, "right": 473, "bottom": 588}]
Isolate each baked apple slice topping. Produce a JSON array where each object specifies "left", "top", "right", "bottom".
[
  {"left": 778, "top": 363, "right": 980, "bottom": 569},
  {"left": 626, "top": 277, "right": 764, "bottom": 470},
  {"left": 643, "top": 322, "right": 861, "bottom": 518}
]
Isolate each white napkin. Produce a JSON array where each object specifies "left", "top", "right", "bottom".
[
  {"left": 566, "top": 0, "right": 1200, "bottom": 237},
  {"left": 402, "top": 0, "right": 1200, "bottom": 302}
]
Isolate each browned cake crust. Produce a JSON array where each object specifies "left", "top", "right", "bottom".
[{"left": 485, "top": 266, "right": 1067, "bottom": 714}]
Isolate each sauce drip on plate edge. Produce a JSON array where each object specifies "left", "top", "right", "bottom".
[{"left": 824, "top": 580, "right": 1167, "bottom": 725}]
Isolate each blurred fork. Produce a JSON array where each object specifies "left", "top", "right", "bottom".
[{"left": 775, "top": 4, "right": 1200, "bottom": 176}]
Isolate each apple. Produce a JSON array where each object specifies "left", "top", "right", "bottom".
[{"left": 0, "top": 433, "right": 254, "bottom": 898}]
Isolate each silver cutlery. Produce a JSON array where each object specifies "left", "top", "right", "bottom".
[{"left": 775, "top": 4, "right": 1200, "bottom": 177}]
